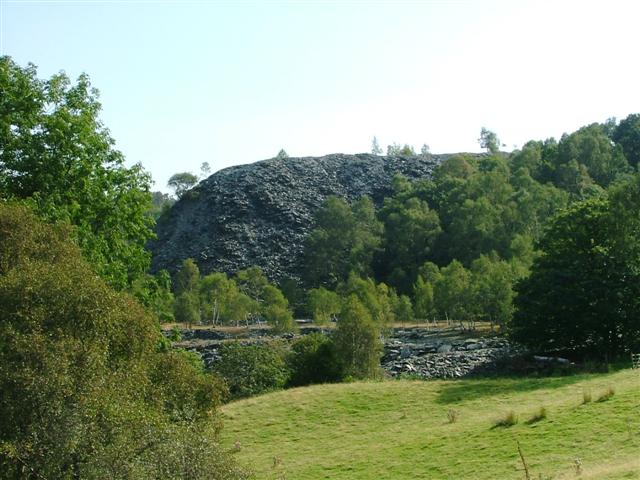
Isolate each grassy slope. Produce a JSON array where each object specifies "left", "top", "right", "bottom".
[{"left": 221, "top": 369, "right": 640, "bottom": 479}]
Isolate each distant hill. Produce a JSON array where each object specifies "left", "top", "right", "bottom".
[{"left": 150, "top": 153, "right": 486, "bottom": 280}]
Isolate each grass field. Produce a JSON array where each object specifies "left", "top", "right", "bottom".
[{"left": 221, "top": 369, "right": 640, "bottom": 479}]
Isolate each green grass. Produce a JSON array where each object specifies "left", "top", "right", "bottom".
[{"left": 220, "top": 369, "right": 640, "bottom": 479}]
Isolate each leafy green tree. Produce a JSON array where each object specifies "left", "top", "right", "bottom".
[
  {"left": 470, "top": 253, "right": 514, "bottom": 329},
  {"left": 173, "top": 291, "right": 200, "bottom": 327},
  {"left": 174, "top": 257, "right": 200, "bottom": 295},
  {"left": 479, "top": 127, "right": 500, "bottom": 154},
  {"left": 556, "top": 123, "right": 629, "bottom": 188},
  {"left": 387, "top": 143, "right": 415, "bottom": 156},
  {"left": 333, "top": 295, "right": 383, "bottom": 379},
  {"left": 129, "top": 269, "right": 175, "bottom": 322},
  {"left": 0, "top": 203, "right": 247, "bottom": 478},
  {"left": 167, "top": 172, "right": 198, "bottom": 198},
  {"left": 393, "top": 294, "right": 414, "bottom": 324},
  {"left": 613, "top": 113, "right": 640, "bottom": 169},
  {"left": 304, "top": 196, "right": 382, "bottom": 288},
  {"left": 434, "top": 260, "right": 473, "bottom": 323},
  {"left": 307, "top": 287, "right": 342, "bottom": 324},
  {"left": 339, "top": 273, "right": 395, "bottom": 330},
  {"left": 276, "top": 149, "right": 289, "bottom": 159},
  {"left": 148, "top": 191, "right": 175, "bottom": 220},
  {"left": 379, "top": 177, "right": 442, "bottom": 292},
  {"left": 0, "top": 57, "right": 154, "bottom": 290},
  {"left": 512, "top": 178, "right": 640, "bottom": 357},
  {"left": 414, "top": 276, "right": 435, "bottom": 321}
]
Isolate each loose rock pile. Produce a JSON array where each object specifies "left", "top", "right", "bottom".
[
  {"left": 383, "top": 330, "right": 523, "bottom": 379},
  {"left": 171, "top": 326, "right": 524, "bottom": 379},
  {"left": 150, "top": 153, "right": 492, "bottom": 281}
]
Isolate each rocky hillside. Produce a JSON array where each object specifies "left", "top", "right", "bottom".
[{"left": 150, "top": 153, "right": 477, "bottom": 280}]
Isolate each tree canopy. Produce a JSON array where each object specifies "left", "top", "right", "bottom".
[
  {"left": 511, "top": 176, "right": 640, "bottom": 357},
  {"left": 0, "top": 56, "right": 154, "bottom": 290}
]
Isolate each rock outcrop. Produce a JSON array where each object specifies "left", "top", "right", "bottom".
[{"left": 151, "top": 153, "right": 476, "bottom": 280}]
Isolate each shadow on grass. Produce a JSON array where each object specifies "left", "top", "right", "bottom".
[{"left": 435, "top": 374, "right": 594, "bottom": 405}]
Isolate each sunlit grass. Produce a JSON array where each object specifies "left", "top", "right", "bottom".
[{"left": 221, "top": 369, "right": 640, "bottom": 479}]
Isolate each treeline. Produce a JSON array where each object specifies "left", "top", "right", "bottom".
[{"left": 299, "top": 115, "right": 640, "bottom": 334}]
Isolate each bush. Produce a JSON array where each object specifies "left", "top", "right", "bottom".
[
  {"left": 214, "top": 342, "right": 291, "bottom": 399},
  {"left": 526, "top": 407, "right": 547, "bottom": 424},
  {"left": 287, "top": 333, "right": 341, "bottom": 387},
  {"left": 493, "top": 411, "right": 518, "bottom": 428},
  {"left": 596, "top": 386, "right": 615, "bottom": 402},
  {"left": 0, "top": 204, "right": 247, "bottom": 478}
]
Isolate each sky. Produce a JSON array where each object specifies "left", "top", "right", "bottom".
[{"left": 2, "top": 0, "right": 640, "bottom": 192}]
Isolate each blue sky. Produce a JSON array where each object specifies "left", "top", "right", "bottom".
[{"left": 2, "top": 0, "right": 640, "bottom": 192}]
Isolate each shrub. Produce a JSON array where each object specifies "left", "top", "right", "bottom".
[
  {"left": 493, "top": 411, "right": 518, "bottom": 428},
  {"left": 597, "top": 386, "right": 615, "bottom": 402},
  {"left": 0, "top": 203, "right": 247, "bottom": 478},
  {"left": 287, "top": 333, "right": 341, "bottom": 387},
  {"left": 447, "top": 409, "right": 459, "bottom": 424},
  {"left": 526, "top": 407, "right": 547, "bottom": 424},
  {"left": 214, "top": 341, "right": 291, "bottom": 399}
]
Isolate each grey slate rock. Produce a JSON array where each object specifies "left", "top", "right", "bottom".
[{"left": 150, "top": 152, "right": 485, "bottom": 280}]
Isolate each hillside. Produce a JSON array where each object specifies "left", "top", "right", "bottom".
[
  {"left": 150, "top": 153, "right": 487, "bottom": 280},
  {"left": 220, "top": 369, "right": 640, "bottom": 479}
]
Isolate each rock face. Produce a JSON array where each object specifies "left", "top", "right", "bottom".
[{"left": 151, "top": 153, "right": 471, "bottom": 280}]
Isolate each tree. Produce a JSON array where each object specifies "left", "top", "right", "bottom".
[
  {"left": 414, "top": 275, "right": 436, "bottom": 321},
  {"left": 612, "top": 113, "right": 640, "bottom": 169},
  {"left": 167, "top": 172, "right": 198, "bottom": 198},
  {"left": 307, "top": 287, "right": 342, "bottom": 324},
  {"left": 470, "top": 253, "right": 514, "bottom": 330},
  {"left": 379, "top": 180, "right": 442, "bottom": 292},
  {"left": 479, "top": 127, "right": 500, "bottom": 154},
  {"left": 0, "top": 57, "right": 155, "bottom": 290},
  {"left": 0, "top": 203, "right": 247, "bottom": 478},
  {"left": 421, "top": 143, "right": 430, "bottom": 156},
  {"left": 371, "top": 136, "right": 383, "bottom": 155},
  {"left": 276, "top": 149, "right": 289, "bottom": 160},
  {"left": 511, "top": 178, "right": 640, "bottom": 357},
  {"left": 174, "top": 258, "right": 200, "bottom": 295},
  {"left": 200, "top": 161, "right": 211, "bottom": 178},
  {"left": 303, "top": 196, "right": 382, "bottom": 288},
  {"left": 434, "top": 260, "right": 473, "bottom": 323},
  {"left": 333, "top": 295, "right": 382, "bottom": 379}
]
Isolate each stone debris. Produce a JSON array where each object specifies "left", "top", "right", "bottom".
[{"left": 170, "top": 326, "right": 524, "bottom": 379}]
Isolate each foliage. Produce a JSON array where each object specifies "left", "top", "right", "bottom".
[
  {"left": 167, "top": 172, "right": 199, "bottom": 198},
  {"left": 303, "top": 196, "right": 382, "bottom": 288},
  {"left": 377, "top": 175, "right": 442, "bottom": 292},
  {"left": 214, "top": 342, "right": 290, "bottom": 399},
  {"left": 287, "top": 333, "right": 341, "bottom": 387},
  {"left": 307, "top": 287, "right": 341, "bottom": 324},
  {"left": 332, "top": 295, "right": 383, "bottom": 379},
  {"left": 0, "top": 56, "right": 155, "bottom": 290},
  {"left": 0, "top": 203, "right": 247, "bottom": 479},
  {"left": 339, "top": 273, "right": 396, "bottom": 330},
  {"left": 612, "top": 113, "right": 640, "bottom": 169},
  {"left": 512, "top": 176, "right": 640, "bottom": 357},
  {"left": 276, "top": 149, "right": 289, "bottom": 160},
  {"left": 478, "top": 127, "right": 500, "bottom": 154},
  {"left": 371, "top": 136, "right": 382, "bottom": 155},
  {"left": 173, "top": 291, "right": 200, "bottom": 327},
  {"left": 148, "top": 191, "right": 175, "bottom": 220}
]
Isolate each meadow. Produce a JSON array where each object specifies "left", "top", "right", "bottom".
[{"left": 221, "top": 369, "right": 640, "bottom": 479}]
